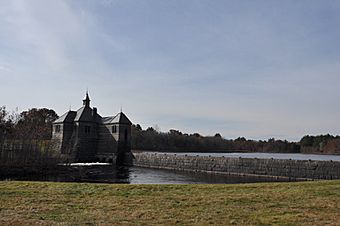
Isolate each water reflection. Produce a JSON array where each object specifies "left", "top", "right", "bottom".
[
  {"left": 128, "top": 166, "right": 293, "bottom": 184},
  {"left": 2, "top": 164, "right": 295, "bottom": 184}
]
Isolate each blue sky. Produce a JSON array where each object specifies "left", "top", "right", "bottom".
[{"left": 1, "top": 0, "right": 340, "bottom": 141}]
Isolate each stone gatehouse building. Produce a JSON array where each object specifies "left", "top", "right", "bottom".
[{"left": 52, "top": 93, "right": 133, "bottom": 164}]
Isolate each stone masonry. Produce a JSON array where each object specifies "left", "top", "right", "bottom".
[{"left": 133, "top": 152, "right": 340, "bottom": 180}]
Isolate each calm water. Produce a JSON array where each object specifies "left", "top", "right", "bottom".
[
  {"left": 2, "top": 164, "right": 294, "bottom": 184},
  {"left": 154, "top": 152, "right": 340, "bottom": 162},
  {"left": 4, "top": 152, "right": 334, "bottom": 184}
]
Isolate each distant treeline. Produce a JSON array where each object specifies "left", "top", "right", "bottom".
[
  {"left": 300, "top": 134, "right": 340, "bottom": 154},
  {"left": 1, "top": 106, "right": 340, "bottom": 157},
  {"left": 132, "top": 125, "right": 340, "bottom": 154}
]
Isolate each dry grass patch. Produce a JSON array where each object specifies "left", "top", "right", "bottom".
[{"left": 0, "top": 180, "right": 339, "bottom": 225}]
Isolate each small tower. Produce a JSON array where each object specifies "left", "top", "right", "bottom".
[
  {"left": 83, "top": 92, "right": 90, "bottom": 107},
  {"left": 115, "top": 111, "right": 133, "bottom": 165}
]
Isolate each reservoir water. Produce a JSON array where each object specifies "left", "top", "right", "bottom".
[
  {"left": 3, "top": 152, "right": 337, "bottom": 184},
  {"left": 2, "top": 164, "right": 293, "bottom": 184}
]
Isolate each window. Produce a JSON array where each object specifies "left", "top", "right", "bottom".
[
  {"left": 85, "top": 126, "right": 91, "bottom": 134},
  {"left": 55, "top": 125, "right": 61, "bottom": 133},
  {"left": 124, "top": 129, "right": 128, "bottom": 141},
  {"left": 112, "top": 125, "right": 117, "bottom": 133}
]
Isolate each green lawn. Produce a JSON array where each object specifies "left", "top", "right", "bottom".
[{"left": 0, "top": 180, "right": 339, "bottom": 225}]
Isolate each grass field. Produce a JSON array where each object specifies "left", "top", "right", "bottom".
[{"left": 0, "top": 180, "right": 339, "bottom": 225}]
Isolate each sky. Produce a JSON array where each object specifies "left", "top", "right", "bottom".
[{"left": 1, "top": 0, "right": 340, "bottom": 141}]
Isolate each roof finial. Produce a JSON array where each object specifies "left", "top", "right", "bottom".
[
  {"left": 83, "top": 90, "right": 91, "bottom": 107},
  {"left": 120, "top": 104, "right": 122, "bottom": 113}
]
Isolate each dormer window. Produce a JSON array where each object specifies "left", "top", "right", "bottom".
[
  {"left": 55, "top": 125, "right": 61, "bottom": 133},
  {"left": 112, "top": 125, "right": 117, "bottom": 133}
]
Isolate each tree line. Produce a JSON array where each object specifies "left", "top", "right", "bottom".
[
  {"left": 0, "top": 106, "right": 58, "bottom": 140},
  {"left": 131, "top": 125, "right": 301, "bottom": 153},
  {"left": 1, "top": 106, "right": 340, "bottom": 157},
  {"left": 132, "top": 125, "right": 340, "bottom": 154},
  {"left": 0, "top": 106, "right": 60, "bottom": 170}
]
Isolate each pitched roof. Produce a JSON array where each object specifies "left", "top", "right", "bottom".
[
  {"left": 101, "top": 112, "right": 132, "bottom": 125},
  {"left": 113, "top": 112, "right": 132, "bottom": 125},
  {"left": 74, "top": 106, "right": 92, "bottom": 121},
  {"left": 54, "top": 111, "right": 77, "bottom": 123},
  {"left": 73, "top": 106, "right": 103, "bottom": 122},
  {"left": 53, "top": 104, "right": 131, "bottom": 125},
  {"left": 101, "top": 116, "right": 114, "bottom": 124}
]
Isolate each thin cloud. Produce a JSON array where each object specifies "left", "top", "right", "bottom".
[
  {"left": 0, "top": 64, "right": 11, "bottom": 72},
  {"left": 0, "top": 0, "right": 340, "bottom": 141}
]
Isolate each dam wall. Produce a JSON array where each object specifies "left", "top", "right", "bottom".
[{"left": 133, "top": 152, "right": 340, "bottom": 180}]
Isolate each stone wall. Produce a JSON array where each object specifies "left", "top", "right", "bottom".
[{"left": 133, "top": 152, "right": 340, "bottom": 180}]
